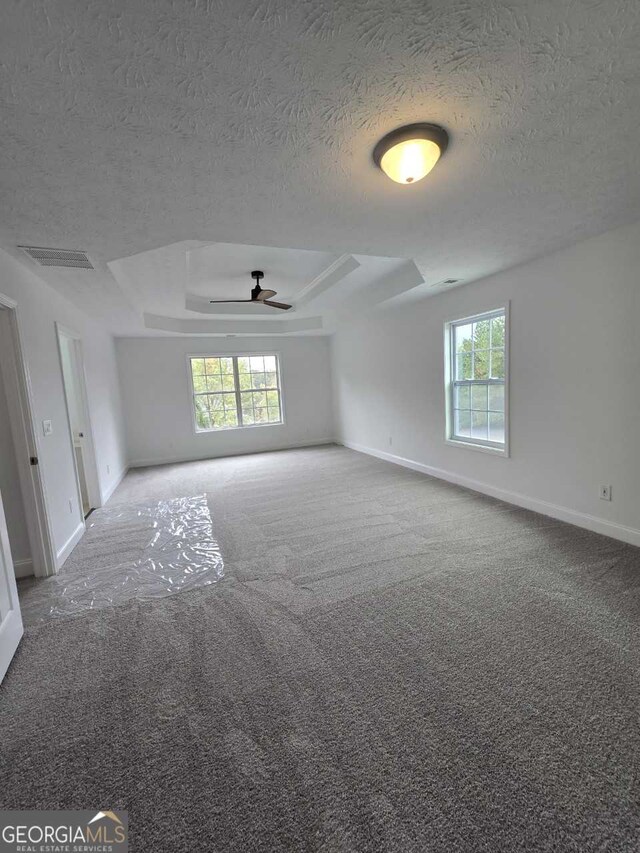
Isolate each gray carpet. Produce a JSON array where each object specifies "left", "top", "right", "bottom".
[{"left": 1, "top": 445, "right": 639, "bottom": 852}]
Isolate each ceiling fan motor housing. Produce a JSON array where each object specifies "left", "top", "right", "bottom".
[{"left": 250, "top": 271, "right": 265, "bottom": 300}]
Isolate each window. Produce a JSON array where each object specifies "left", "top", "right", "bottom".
[
  {"left": 445, "top": 307, "right": 508, "bottom": 452},
  {"left": 189, "top": 354, "right": 282, "bottom": 432}
]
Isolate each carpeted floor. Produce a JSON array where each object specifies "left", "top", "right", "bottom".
[{"left": 1, "top": 445, "right": 639, "bottom": 852}]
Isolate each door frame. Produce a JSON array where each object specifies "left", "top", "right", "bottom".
[
  {"left": 0, "top": 292, "right": 56, "bottom": 577},
  {"left": 55, "top": 323, "right": 102, "bottom": 513}
]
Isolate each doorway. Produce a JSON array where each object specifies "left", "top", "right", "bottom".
[
  {"left": 0, "top": 294, "right": 56, "bottom": 579},
  {"left": 56, "top": 324, "right": 100, "bottom": 519}
]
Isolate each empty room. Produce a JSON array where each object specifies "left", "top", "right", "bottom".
[{"left": 0, "top": 2, "right": 639, "bottom": 851}]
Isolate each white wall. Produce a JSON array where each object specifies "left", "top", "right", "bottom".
[
  {"left": 116, "top": 335, "right": 334, "bottom": 466},
  {"left": 0, "top": 359, "right": 31, "bottom": 572},
  {"left": 0, "top": 248, "right": 128, "bottom": 568},
  {"left": 331, "top": 219, "right": 640, "bottom": 545}
]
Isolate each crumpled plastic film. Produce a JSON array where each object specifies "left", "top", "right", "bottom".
[{"left": 19, "top": 495, "right": 224, "bottom": 625}]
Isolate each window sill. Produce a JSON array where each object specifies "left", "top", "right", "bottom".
[
  {"left": 445, "top": 437, "right": 509, "bottom": 457},
  {"left": 195, "top": 421, "right": 285, "bottom": 435}
]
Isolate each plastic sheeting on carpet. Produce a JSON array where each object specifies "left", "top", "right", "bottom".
[{"left": 18, "top": 495, "right": 224, "bottom": 625}]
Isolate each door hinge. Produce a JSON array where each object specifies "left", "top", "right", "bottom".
[{"left": 30, "top": 456, "right": 38, "bottom": 466}]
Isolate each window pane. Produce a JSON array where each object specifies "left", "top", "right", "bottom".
[
  {"left": 207, "top": 394, "right": 223, "bottom": 411},
  {"left": 473, "top": 319, "right": 490, "bottom": 349},
  {"left": 454, "top": 323, "right": 473, "bottom": 353},
  {"left": 194, "top": 397, "right": 209, "bottom": 429},
  {"left": 250, "top": 356, "right": 264, "bottom": 372},
  {"left": 222, "top": 373, "right": 236, "bottom": 392},
  {"left": 471, "top": 384, "right": 488, "bottom": 411},
  {"left": 250, "top": 373, "right": 267, "bottom": 390},
  {"left": 265, "top": 372, "right": 277, "bottom": 387},
  {"left": 488, "top": 384, "right": 504, "bottom": 412},
  {"left": 191, "top": 358, "right": 206, "bottom": 376},
  {"left": 239, "top": 371, "right": 252, "bottom": 391},
  {"left": 264, "top": 355, "right": 277, "bottom": 372},
  {"left": 220, "top": 357, "right": 234, "bottom": 374},
  {"left": 491, "top": 315, "right": 505, "bottom": 347},
  {"left": 454, "top": 409, "right": 471, "bottom": 437},
  {"left": 206, "top": 375, "right": 222, "bottom": 392},
  {"left": 267, "top": 407, "right": 281, "bottom": 422},
  {"left": 205, "top": 358, "right": 220, "bottom": 374},
  {"left": 221, "top": 409, "right": 238, "bottom": 428},
  {"left": 196, "top": 409, "right": 212, "bottom": 430},
  {"left": 252, "top": 391, "right": 267, "bottom": 408},
  {"left": 490, "top": 350, "right": 504, "bottom": 379},
  {"left": 222, "top": 393, "right": 236, "bottom": 410},
  {"left": 471, "top": 411, "right": 488, "bottom": 440},
  {"left": 237, "top": 357, "right": 251, "bottom": 373},
  {"left": 241, "top": 394, "right": 255, "bottom": 425},
  {"left": 454, "top": 385, "right": 470, "bottom": 409},
  {"left": 489, "top": 412, "right": 505, "bottom": 443},
  {"left": 473, "top": 351, "right": 489, "bottom": 380},
  {"left": 192, "top": 373, "right": 207, "bottom": 393},
  {"left": 266, "top": 390, "right": 280, "bottom": 407},
  {"left": 456, "top": 353, "right": 472, "bottom": 380}
]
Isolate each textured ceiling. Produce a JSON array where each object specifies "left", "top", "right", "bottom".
[{"left": 2, "top": 0, "right": 640, "bottom": 334}]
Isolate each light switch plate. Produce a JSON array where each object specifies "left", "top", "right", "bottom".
[{"left": 42, "top": 419, "right": 53, "bottom": 436}]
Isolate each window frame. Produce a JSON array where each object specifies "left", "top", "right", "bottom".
[
  {"left": 186, "top": 351, "right": 286, "bottom": 434},
  {"left": 444, "top": 303, "right": 510, "bottom": 457}
]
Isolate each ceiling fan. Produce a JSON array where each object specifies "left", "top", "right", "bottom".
[{"left": 209, "top": 270, "right": 292, "bottom": 310}]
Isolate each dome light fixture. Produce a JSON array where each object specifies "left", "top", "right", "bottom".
[{"left": 373, "top": 123, "right": 449, "bottom": 185}]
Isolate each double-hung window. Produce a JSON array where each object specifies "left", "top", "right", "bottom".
[
  {"left": 189, "top": 354, "right": 282, "bottom": 432},
  {"left": 445, "top": 307, "right": 508, "bottom": 453}
]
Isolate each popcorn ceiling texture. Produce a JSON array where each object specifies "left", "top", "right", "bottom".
[{"left": 1, "top": 0, "right": 640, "bottom": 330}]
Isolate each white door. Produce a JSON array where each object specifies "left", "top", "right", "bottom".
[
  {"left": 73, "top": 435, "right": 91, "bottom": 516},
  {"left": 57, "top": 329, "right": 96, "bottom": 516},
  {"left": 0, "top": 488, "right": 23, "bottom": 681}
]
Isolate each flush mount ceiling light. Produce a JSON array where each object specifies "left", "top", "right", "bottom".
[{"left": 373, "top": 123, "right": 449, "bottom": 185}]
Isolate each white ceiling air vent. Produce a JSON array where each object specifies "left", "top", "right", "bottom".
[{"left": 18, "top": 246, "right": 94, "bottom": 269}]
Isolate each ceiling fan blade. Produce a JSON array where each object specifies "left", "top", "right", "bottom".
[
  {"left": 209, "top": 275, "right": 285, "bottom": 307},
  {"left": 254, "top": 289, "right": 277, "bottom": 301},
  {"left": 263, "top": 299, "right": 292, "bottom": 310}
]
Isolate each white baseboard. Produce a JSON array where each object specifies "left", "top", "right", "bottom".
[
  {"left": 100, "top": 465, "right": 129, "bottom": 505},
  {"left": 13, "top": 558, "right": 34, "bottom": 578},
  {"left": 129, "top": 439, "right": 335, "bottom": 469},
  {"left": 56, "top": 521, "right": 85, "bottom": 568},
  {"left": 339, "top": 439, "right": 640, "bottom": 548}
]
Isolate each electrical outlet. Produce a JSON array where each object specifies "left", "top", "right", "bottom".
[
  {"left": 599, "top": 484, "right": 612, "bottom": 501},
  {"left": 42, "top": 419, "right": 53, "bottom": 436}
]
